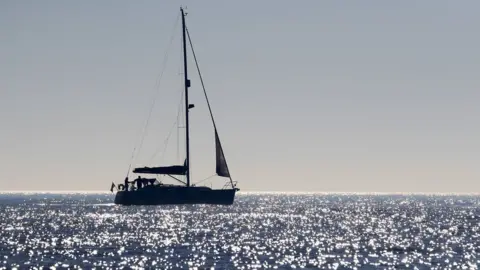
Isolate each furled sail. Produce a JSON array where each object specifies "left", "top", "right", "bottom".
[
  {"left": 215, "top": 131, "right": 230, "bottom": 177},
  {"left": 133, "top": 160, "right": 187, "bottom": 175}
]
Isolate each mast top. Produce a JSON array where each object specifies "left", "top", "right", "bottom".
[{"left": 180, "top": 6, "right": 188, "bottom": 15}]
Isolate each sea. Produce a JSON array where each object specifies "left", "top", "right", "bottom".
[{"left": 0, "top": 192, "right": 479, "bottom": 269}]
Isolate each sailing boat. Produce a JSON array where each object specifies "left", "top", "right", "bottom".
[{"left": 113, "top": 7, "right": 239, "bottom": 205}]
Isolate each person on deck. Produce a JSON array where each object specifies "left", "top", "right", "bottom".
[
  {"left": 136, "top": 176, "right": 142, "bottom": 189},
  {"left": 124, "top": 177, "right": 129, "bottom": 191}
]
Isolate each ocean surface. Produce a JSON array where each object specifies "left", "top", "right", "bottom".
[{"left": 0, "top": 193, "right": 479, "bottom": 269}]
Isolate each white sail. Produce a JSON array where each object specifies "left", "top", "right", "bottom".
[{"left": 215, "top": 131, "right": 230, "bottom": 177}]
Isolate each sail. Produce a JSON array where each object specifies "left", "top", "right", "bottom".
[
  {"left": 133, "top": 164, "right": 187, "bottom": 175},
  {"left": 215, "top": 131, "right": 230, "bottom": 177}
]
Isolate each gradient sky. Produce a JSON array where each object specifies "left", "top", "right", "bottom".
[{"left": 1, "top": 1, "right": 479, "bottom": 192}]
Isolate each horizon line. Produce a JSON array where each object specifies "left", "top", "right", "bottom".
[{"left": 0, "top": 190, "right": 480, "bottom": 196}]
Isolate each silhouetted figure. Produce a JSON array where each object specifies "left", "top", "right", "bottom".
[
  {"left": 110, "top": 182, "right": 116, "bottom": 193},
  {"left": 124, "top": 177, "right": 129, "bottom": 191},
  {"left": 149, "top": 179, "right": 155, "bottom": 186},
  {"left": 136, "top": 176, "right": 142, "bottom": 189}
]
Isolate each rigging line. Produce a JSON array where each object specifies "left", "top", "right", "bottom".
[
  {"left": 192, "top": 174, "right": 216, "bottom": 186},
  {"left": 130, "top": 12, "right": 181, "bottom": 166},
  {"left": 147, "top": 119, "right": 177, "bottom": 163},
  {"left": 177, "top": 43, "right": 186, "bottom": 163},
  {"left": 124, "top": 147, "right": 136, "bottom": 178},
  {"left": 185, "top": 27, "right": 235, "bottom": 188},
  {"left": 185, "top": 28, "right": 217, "bottom": 131},
  {"left": 176, "top": 82, "right": 184, "bottom": 163},
  {"left": 148, "top": 87, "right": 186, "bottom": 163},
  {"left": 166, "top": 175, "right": 187, "bottom": 185}
]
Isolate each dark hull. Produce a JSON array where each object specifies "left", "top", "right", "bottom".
[{"left": 114, "top": 185, "right": 237, "bottom": 205}]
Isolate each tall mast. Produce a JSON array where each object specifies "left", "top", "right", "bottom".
[{"left": 181, "top": 7, "right": 191, "bottom": 187}]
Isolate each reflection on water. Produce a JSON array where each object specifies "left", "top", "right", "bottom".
[{"left": 0, "top": 193, "right": 479, "bottom": 269}]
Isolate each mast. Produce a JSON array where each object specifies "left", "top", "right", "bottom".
[{"left": 181, "top": 7, "right": 191, "bottom": 187}]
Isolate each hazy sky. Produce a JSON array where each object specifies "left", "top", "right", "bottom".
[{"left": 1, "top": 1, "right": 479, "bottom": 192}]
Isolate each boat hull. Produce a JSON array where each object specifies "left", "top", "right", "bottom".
[{"left": 114, "top": 185, "right": 237, "bottom": 205}]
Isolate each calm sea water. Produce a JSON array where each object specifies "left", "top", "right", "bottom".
[{"left": 0, "top": 193, "right": 479, "bottom": 269}]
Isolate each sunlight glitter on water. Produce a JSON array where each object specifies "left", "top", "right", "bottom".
[{"left": 0, "top": 193, "right": 479, "bottom": 269}]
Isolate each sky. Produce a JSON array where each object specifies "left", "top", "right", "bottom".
[{"left": 1, "top": 1, "right": 479, "bottom": 192}]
